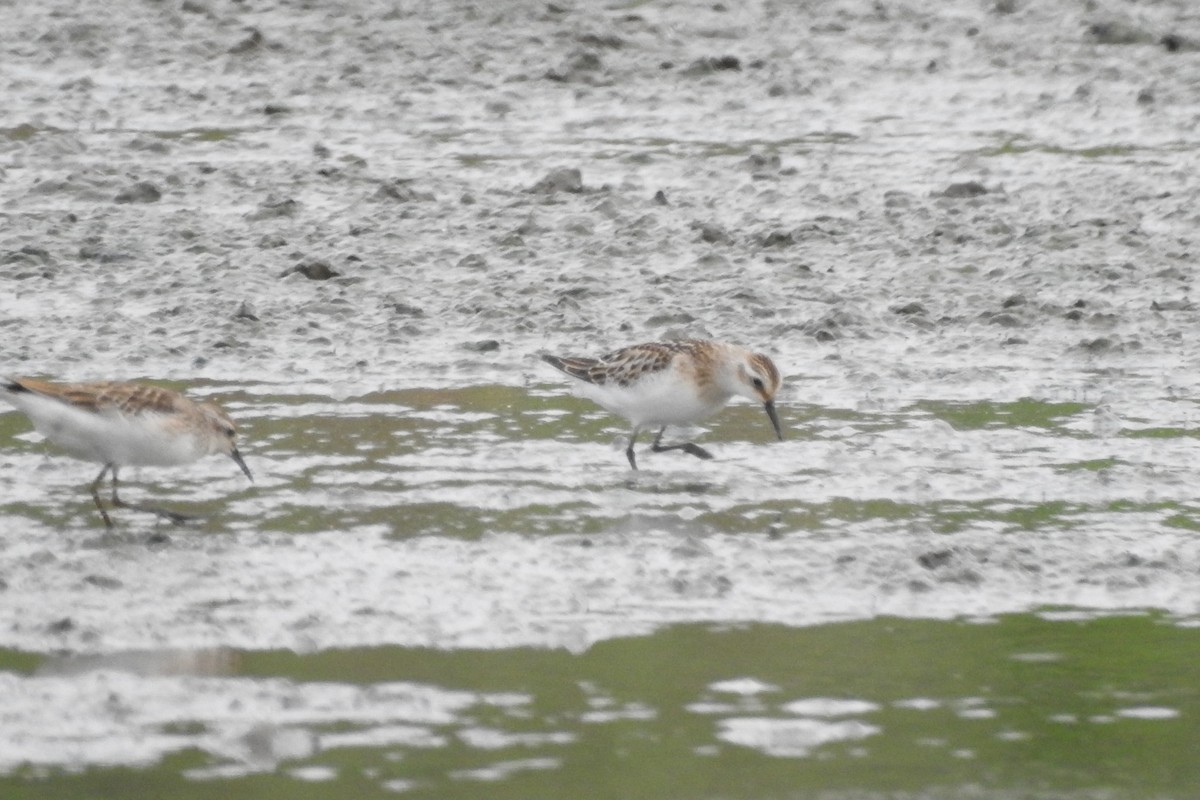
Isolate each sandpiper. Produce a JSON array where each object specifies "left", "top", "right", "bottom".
[
  {"left": 1, "top": 377, "right": 252, "bottom": 527},
  {"left": 542, "top": 339, "right": 783, "bottom": 469}
]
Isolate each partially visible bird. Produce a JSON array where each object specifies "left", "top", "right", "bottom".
[
  {"left": 541, "top": 339, "right": 783, "bottom": 469},
  {"left": 0, "top": 377, "right": 252, "bottom": 527}
]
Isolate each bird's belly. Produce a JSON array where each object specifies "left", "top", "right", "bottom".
[
  {"left": 33, "top": 407, "right": 199, "bottom": 467},
  {"left": 580, "top": 380, "right": 726, "bottom": 428},
  {"left": 107, "top": 426, "right": 201, "bottom": 467}
]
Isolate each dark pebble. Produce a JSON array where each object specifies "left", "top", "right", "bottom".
[
  {"left": 758, "top": 230, "right": 795, "bottom": 247},
  {"left": 127, "top": 136, "right": 169, "bottom": 153},
  {"left": 457, "top": 253, "right": 488, "bottom": 270},
  {"left": 83, "top": 574, "right": 123, "bottom": 590},
  {"left": 1087, "top": 20, "right": 1153, "bottom": 45},
  {"left": 646, "top": 312, "right": 695, "bottom": 326},
  {"left": 577, "top": 32, "right": 625, "bottom": 49},
  {"left": 695, "top": 222, "right": 732, "bottom": 244},
  {"left": 1151, "top": 299, "right": 1192, "bottom": 311},
  {"left": 530, "top": 167, "right": 583, "bottom": 194},
  {"left": 1161, "top": 33, "right": 1200, "bottom": 52},
  {"left": 463, "top": 339, "right": 501, "bottom": 352},
  {"left": 744, "top": 152, "right": 782, "bottom": 173},
  {"left": 283, "top": 259, "right": 339, "bottom": 280},
  {"left": 114, "top": 181, "right": 161, "bottom": 204},
  {"left": 79, "top": 244, "right": 133, "bottom": 263},
  {"left": 228, "top": 28, "right": 264, "bottom": 54},
  {"left": 515, "top": 215, "right": 546, "bottom": 236},
  {"left": 3, "top": 245, "right": 53, "bottom": 265},
  {"left": 1089, "top": 20, "right": 1152, "bottom": 45},
  {"left": 234, "top": 300, "right": 260, "bottom": 321},
  {"left": 545, "top": 50, "right": 603, "bottom": 82},
  {"left": 917, "top": 550, "right": 954, "bottom": 570},
  {"left": 986, "top": 313, "right": 1021, "bottom": 328},
  {"left": 30, "top": 178, "right": 73, "bottom": 195},
  {"left": 682, "top": 55, "right": 742, "bottom": 75},
  {"left": 389, "top": 301, "right": 425, "bottom": 317},
  {"left": 246, "top": 195, "right": 298, "bottom": 220},
  {"left": 373, "top": 180, "right": 423, "bottom": 202},
  {"left": 941, "top": 181, "right": 988, "bottom": 198}
]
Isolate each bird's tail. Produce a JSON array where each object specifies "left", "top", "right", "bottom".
[
  {"left": 540, "top": 354, "right": 601, "bottom": 384},
  {"left": 1, "top": 377, "right": 28, "bottom": 395}
]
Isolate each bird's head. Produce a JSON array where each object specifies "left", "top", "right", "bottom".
[{"left": 735, "top": 352, "right": 783, "bottom": 441}]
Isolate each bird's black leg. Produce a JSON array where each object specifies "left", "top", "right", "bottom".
[
  {"left": 626, "top": 428, "right": 640, "bottom": 470},
  {"left": 89, "top": 463, "right": 115, "bottom": 528},
  {"left": 651, "top": 427, "right": 714, "bottom": 461},
  {"left": 110, "top": 466, "right": 194, "bottom": 526}
]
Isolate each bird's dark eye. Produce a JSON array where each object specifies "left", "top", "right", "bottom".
[{"left": 751, "top": 377, "right": 764, "bottom": 390}]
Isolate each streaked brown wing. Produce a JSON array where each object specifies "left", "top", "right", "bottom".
[
  {"left": 597, "top": 342, "right": 680, "bottom": 387},
  {"left": 9, "top": 378, "right": 185, "bottom": 416},
  {"left": 545, "top": 340, "right": 708, "bottom": 387}
]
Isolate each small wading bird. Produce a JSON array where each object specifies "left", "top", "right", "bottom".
[
  {"left": 0, "top": 377, "right": 252, "bottom": 527},
  {"left": 541, "top": 339, "right": 783, "bottom": 469}
]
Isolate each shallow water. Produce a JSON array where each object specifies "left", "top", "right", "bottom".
[
  {"left": 3, "top": 0, "right": 1200, "bottom": 796},
  {"left": 3, "top": 384, "right": 1200, "bottom": 797},
  {"left": 2, "top": 614, "right": 1198, "bottom": 799}
]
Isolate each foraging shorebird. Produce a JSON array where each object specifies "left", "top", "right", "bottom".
[
  {"left": 541, "top": 339, "right": 783, "bottom": 469},
  {"left": 1, "top": 377, "right": 252, "bottom": 527}
]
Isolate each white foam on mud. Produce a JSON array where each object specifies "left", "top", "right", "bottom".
[{"left": 1, "top": 520, "right": 1197, "bottom": 655}]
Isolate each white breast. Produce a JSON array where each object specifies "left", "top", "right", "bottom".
[
  {"left": 3, "top": 392, "right": 203, "bottom": 467},
  {"left": 575, "top": 370, "right": 731, "bottom": 428}
]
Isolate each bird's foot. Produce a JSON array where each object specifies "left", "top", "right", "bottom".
[
  {"left": 112, "top": 497, "right": 198, "bottom": 526},
  {"left": 651, "top": 439, "right": 714, "bottom": 461}
]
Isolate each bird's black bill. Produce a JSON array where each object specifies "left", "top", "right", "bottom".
[
  {"left": 764, "top": 401, "right": 783, "bottom": 441},
  {"left": 231, "top": 448, "right": 253, "bottom": 481}
]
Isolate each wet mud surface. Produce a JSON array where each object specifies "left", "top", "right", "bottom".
[{"left": 2, "top": 0, "right": 1200, "bottom": 796}]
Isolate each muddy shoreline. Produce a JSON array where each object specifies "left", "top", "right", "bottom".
[{"left": 2, "top": 0, "right": 1200, "bottom": 792}]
